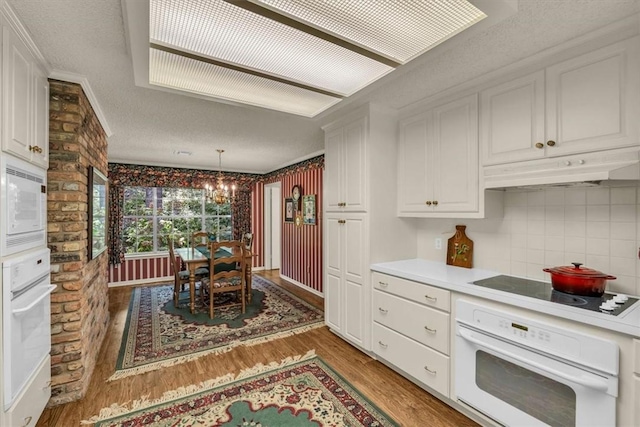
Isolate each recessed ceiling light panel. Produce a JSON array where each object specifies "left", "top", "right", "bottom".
[
  {"left": 150, "top": 0, "right": 393, "bottom": 96},
  {"left": 252, "top": 0, "right": 487, "bottom": 63},
  {"left": 150, "top": 49, "right": 341, "bottom": 117}
]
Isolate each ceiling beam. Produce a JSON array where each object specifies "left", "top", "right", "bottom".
[
  {"left": 150, "top": 42, "right": 345, "bottom": 99},
  {"left": 222, "top": 0, "right": 401, "bottom": 68}
]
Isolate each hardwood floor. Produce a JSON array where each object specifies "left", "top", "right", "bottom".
[{"left": 37, "top": 270, "right": 478, "bottom": 426}]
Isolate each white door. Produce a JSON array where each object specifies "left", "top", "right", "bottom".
[
  {"left": 343, "top": 117, "right": 367, "bottom": 211},
  {"left": 397, "top": 112, "right": 431, "bottom": 214},
  {"left": 324, "top": 215, "right": 343, "bottom": 332},
  {"left": 343, "top": 215, "right": 367, "bottom": 348},
  {"left": 31, "top": 64, "right": 49, "bottom": 168},
  {"left": 324, "top": 128, "right": 343, "bottom": 211},
  {"left": 263, "top": 183, "right": 281, "bottom": 270}
]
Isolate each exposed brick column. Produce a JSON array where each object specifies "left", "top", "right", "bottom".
[{"left": 47, "top": 80, "right": 109, "bottom": 405}]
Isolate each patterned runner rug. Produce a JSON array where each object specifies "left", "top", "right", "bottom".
[
  {"left": 110, "top": 275, "right": 324, "bottom": 381},
  {"left": 87, "top": 351, "right": 398, "bottom": 426}
]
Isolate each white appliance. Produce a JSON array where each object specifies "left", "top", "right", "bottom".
[
  {"left": 0, "top": 154, "right": 47, "bottom": 257},
  {"left": 455, "top": 299, "right": 619, "bottom": 427},
  {"left": 2, "top": 248, "right": 55, "bottom": 410}
]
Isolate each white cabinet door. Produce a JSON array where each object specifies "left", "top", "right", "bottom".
[
  {"left": 397, "top": 112, "right": 431, "bottom": 213},
  {"left": 398, "top": 94, "right": 479, "bottom": 216},
  {"left": 343, "top": 117, "right": 366, "bottom": 211},
  {"left": 324, "top": 216, "right": 343, "bottom": 332},
  {"left": 324, "top": 117, "right": 367, "bottom": 212},
  {"left": 324, "top": 128, "right": 343, "bottom": 211},
  {"left": 343, "top": 215, "right": 366, "bottom": 347},
  {"left": 31, "top": 64, "right": 49, "bottom": 168},
  {"left": 323, "top": 213, "right": 368, "bottom": 348},
  {"left": 546, "top": 37, "right": 640, "bottom": 156},
  {"left": 480, "top": 71, "right": 545, "bottom": 165},
  {"left": 3, "top": 25, "right": 32, "bottom": 162},
  {"left": 431, "top": 94, "right": 478, "bottom": 213}
]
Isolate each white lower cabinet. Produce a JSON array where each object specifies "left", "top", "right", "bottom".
[
  {"left": 371, "top": 272, "right": 451, "bottom": 397},
  {"left": 633, "top": 339, "right": 640, "bottom": 426},
  {"left": 3, "top": 355, "right": 51, "bottom": 427}
]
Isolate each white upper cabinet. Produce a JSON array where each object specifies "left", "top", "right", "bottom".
[
  {"left": 398, "top": 94, "right": 479, "bottom": 217},
  {"left": 324, "top": 116, "right": 367, "bottom": 212},
  {"left": 2, "top": 21, "right": 49, "bottom": 168},
  {"left": 481, "top": 36, "right": 639, "bottom": 166}
]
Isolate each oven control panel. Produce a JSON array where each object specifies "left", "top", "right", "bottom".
[{"left": 456, "top": 299, "right": 619, "bottom": 373}]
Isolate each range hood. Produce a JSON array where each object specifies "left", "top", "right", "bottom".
[{"left": 483, "top": 147, "right": 640, "bottom": 189}]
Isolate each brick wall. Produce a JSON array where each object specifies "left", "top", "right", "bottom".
[{"left": 47, "top": 80, "right": 109, "bottom": 405}]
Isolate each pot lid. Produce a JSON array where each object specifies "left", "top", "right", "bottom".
[{"left": 544, "top": 262, "right": 615, "bottom": 279}]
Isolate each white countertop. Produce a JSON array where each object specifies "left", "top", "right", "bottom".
[{"left": 371, "top": 259, "right": 640, "bottom": 338}]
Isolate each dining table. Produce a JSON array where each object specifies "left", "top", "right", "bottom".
[{"left": 175, "top": 245, "right": 254, "bottom": 314}]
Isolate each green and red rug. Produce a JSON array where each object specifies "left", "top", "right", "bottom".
[
  {"left": 110, "top": 276, "right": 324, "bottom": 381},
  {"left": 88, "top": 351, "right": 398, "bottom": 426}
]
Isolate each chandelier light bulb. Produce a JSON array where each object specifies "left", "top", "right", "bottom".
[{"left": 205, "top": 149, "right": 236, "bottom": 205}]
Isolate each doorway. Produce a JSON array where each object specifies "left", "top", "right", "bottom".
[{"left": 263, "top": 182, "right": 281, "bottom": 270}]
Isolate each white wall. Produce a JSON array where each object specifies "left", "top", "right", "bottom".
[{"left": 416, "top": 185, "right": 640, "bottom": 296}]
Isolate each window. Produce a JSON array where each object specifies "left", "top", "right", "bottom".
[{"left": 122, "top": 186, "right": 232, "bottom": 254}]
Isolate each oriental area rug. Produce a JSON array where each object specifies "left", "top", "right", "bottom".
[
  {"left": 109, "top": 275, "right": 324, "bottom": 381},
  {"left": 87, "top": 351, "right": 399, "bottom": 426}
]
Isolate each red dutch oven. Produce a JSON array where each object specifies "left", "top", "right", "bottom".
[{"left": 543, "top": 262, "right": 616, "bottom": 297}]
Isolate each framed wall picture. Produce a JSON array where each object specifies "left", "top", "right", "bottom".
[
  {"left": 302, "top": 194, "right": 316, "bottom": 225},
  {"left": 88, "top": 166, "right": 108, "bottom": 260},
  {"left": 284, "top": 198, "right": 294, "bottom": 223}
]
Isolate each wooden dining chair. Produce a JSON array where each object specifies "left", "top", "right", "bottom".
[
  {"left": 240, "top": 232, "right": 253, "bottom": 251},
  {"left": 191, "top": 231, "right": 210, "bottom": 251},
  {"left": 169, "top": 240, "right": 208, "bottom": 307},
  {"left": 201, "top": 240, "right": 246, "bottom": 318}
]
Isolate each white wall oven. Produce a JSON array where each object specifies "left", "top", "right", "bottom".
[
  {"left": 455, "top": 300, "right": 619, "bottom": 427},
  {"left": 2, "top": 248, "right": 55, "bottom": 410},
  {"left": 0, "top": 154, "right": 47, "bottom": 257}
]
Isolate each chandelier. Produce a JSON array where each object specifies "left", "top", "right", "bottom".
[{"left": 205, "top": 149, "right": 236, "bottom": 205}]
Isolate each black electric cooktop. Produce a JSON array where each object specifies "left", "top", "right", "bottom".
[{"left": 471, "top": 275, "right": 639, "bottom": 316}]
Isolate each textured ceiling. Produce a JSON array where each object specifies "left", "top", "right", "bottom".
[{"left": 6, "top": 0, "right": 640, "bottom": 173}]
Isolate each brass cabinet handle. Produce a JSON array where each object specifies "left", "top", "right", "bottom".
[
  {"left": 433, "top": 201, "right": 438, "bottom": 206},
  {"left": 338, "top": 219, "right": 346, "bottom": 224},
  {"left": 426, "top": 201, "right": 432, "bottom": 206},
  {"left": 22, "top": 416, "right": 33, "bottom": 427},
  {"left": 424, "top": 366, "right": 437, "bottom": 375},
  {"left": 424, "top": 325, "right": 437, "bottom": 333},
  {"left": 378, "top": 281, "right": 388, "bottom": 287},
  {"left": 338, "top": 202, "right": 346, "bottom": 207},
  {"left": 378, "top": 341, "right": 388, "bottom": 348},
  {"left": 378, "top": 307, "right": 388, "bottom": 314},
  {"left": 424, "top": 294, "right": 437, "bottom": 302},
  {"left": 547, "top": 140, "right": 556, "bottom": 146},
  {"left": 535, "top": 142, "right": 544, "bottom": 149}
]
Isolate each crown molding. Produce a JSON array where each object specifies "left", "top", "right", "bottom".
[{"left": 49, "top": 70, "right": 114, "bottom": 137}]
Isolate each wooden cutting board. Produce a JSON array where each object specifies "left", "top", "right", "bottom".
[{"left": 446, "top": 225, "right": 473, "bottom": 268}]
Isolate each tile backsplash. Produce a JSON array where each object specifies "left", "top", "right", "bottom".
[{"left": 415, "top": 185, "right": 640, "bottom": 296}]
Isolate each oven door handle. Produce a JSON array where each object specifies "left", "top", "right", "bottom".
[
  {"left": 458, "top": 327, "right": 609, "bottom": 392},
  {"left": 12, "top": 285, "right": 56, "bottom": 316}
]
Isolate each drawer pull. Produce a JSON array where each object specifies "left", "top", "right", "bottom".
[
  {"left": 22, "top": 416, "right": 33, "bottom": 427},
  {"left": 378, "top": 341, "right": 388, "bottom": 348},
  {"left": 424, "top": 366, "right": 437, "bottom": 375},
  {"left": 378, "top": 307, "right": 388, "bottom": 314},
  {"left": 378, "top": 281, "right": 388, "bottom": 287},
  {"left": 424, "top": 325, "right": 436, "bottom": 333},
  {"left": 424, "top": 294, "right": 437, "bottom": 302}
]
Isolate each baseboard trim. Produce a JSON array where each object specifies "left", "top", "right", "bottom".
[
  {"left": 279, "top": 274, "right": 324, "bottom": 298},
  {"left": 108, "top": 276, "right": 173, "bottom": 288}
]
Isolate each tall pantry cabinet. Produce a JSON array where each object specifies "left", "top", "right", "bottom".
[{"left": 323, "top": 104, "right": 415, "bottom": 352}]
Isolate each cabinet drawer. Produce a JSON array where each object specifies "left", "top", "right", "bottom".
[
  {"left": 372, "top": 272, "right": 450, "bottom": 312},
  {"left": 373, "top": 289, "right": 450, "bottom": 355},
  {"left": 373, "top": 322, "right": 449, "bottom": 396},
  {"left": 5, "top": 355, "right": 50, "bottom": 427}
]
